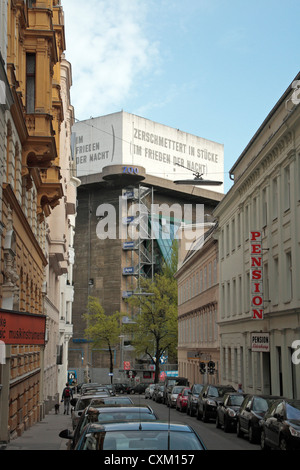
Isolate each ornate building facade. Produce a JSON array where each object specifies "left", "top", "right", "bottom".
[
  {"left": 214, "top": 72, "right": 300, "bottom": 397},
  {"left": 0, "top": 0, "right": 76, "bottom": 444}
]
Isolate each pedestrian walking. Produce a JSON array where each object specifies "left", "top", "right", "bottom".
[
  {"left": 61, "top": 383, "right": 73, "bottom": 415},
  {"left": 237, "top": 383, "right": 244, "bottom": 393}
]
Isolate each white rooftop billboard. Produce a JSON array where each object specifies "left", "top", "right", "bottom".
[{"left": 73, "top": 111, "right": 224, "bottom": 193}]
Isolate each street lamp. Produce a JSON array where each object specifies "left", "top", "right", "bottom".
[{"left": 174, "top": 163, "right": 223, "bottom": 186}]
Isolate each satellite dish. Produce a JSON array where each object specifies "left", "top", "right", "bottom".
[{"left": 174, "top": 163, "right": 222, "bottom": 186}]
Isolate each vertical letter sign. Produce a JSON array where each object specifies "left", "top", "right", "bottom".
[{"left": 250, "top": 231, "right": 263, "bottom": 320}]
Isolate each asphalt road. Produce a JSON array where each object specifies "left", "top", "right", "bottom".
[{"left": 131, "top": 394, "right": 260, "bottom": 451}]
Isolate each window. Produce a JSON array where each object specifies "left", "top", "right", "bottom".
[
  {"left": 262, "top": 187, "right": 268, "bottom": 227},
  {"left": 252, "top": 197, "right": 257, "bottom": 228},
  {"left": 237, "top": 212, "right": 241, "bottom": 247},
  {"left": 226, "top": 224, "right": 230, "bottom": 255},
  {"left": 208, "top": 262, "right": 212, "bottom": 288},
  {"left": 232, "top": 278, "right": 236, "bottom": 315},
  {"left": 238, "top": 275, "right": 242, "bottom": 314},
  {"left": 283, "top": 165, "right": 290, "bottom": 211},
  {"left": 272, "top": 177, "right": 278, "bottom": 220},
  {"left": 213, "top": 259, "right": 217, "bottom": 284},
  {"left": 26, "top": 54, "right": 36, "bottom": 113},
  {"left": 273, "top": 257, "right": 279, "bottom": 305},
  {"left": 231, "top": 218, "right": 235, "bottom": 251},
  {"left": 263, "top": 262, "right": 269, "bottom": 304},
  {"left": 245, "top": 205, "right": 249, "bottom": 240},
  {"left": 285, "top": 251, "right": 292, "bottom": 302}
]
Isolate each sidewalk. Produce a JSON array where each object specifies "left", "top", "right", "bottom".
[{"left": 3, "top": 407, "right": 73, "bottom": 451}]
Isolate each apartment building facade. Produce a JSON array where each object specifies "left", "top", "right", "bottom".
[
  {"left": 0, "top": 0, "right": 76, "bottom": 443},
  {"left": 214, "top": 72, "right": 300, "bottom": 398},
  {"left": 175, "top": 225, "right": 220, "bottom": 385}
]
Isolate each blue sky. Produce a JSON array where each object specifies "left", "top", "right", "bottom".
[{"left": 62, "top": 0, "right": 299, "bottom": 192}]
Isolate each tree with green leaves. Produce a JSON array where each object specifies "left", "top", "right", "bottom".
[
  {"left": 83, "top": 297, "right": 121, "bottom": 383},
  {"left": 126, "top": 243, "right": 178, "bottom": 383}
]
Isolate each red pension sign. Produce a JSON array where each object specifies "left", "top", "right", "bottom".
[
  {"left": 250, "top": 231, "right": 264, "bottom": 320},
  {"left": 0, "top": 309, "right": 46, "bottom": 345}
]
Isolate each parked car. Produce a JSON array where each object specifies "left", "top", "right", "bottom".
[
  {"left": 70, "top": 393, "right": 110, "bottom": 429},
  {"left": 145, "top": 384, "right": 155, "bottom": 399},
  {"left": 128, "top": 383, "right": 149, "bottom": 394},
  {"left": 152, "top": 384, "right": 164, "bottom": 403},
  {"left": 103, "top": 384, "right": 116, "bottom": 395},
  {"left": 167, "top": 386, "right": 185, "bottom": 408},
  {"left": 215, "top": 392, "right": 246, "bottom": 432},
  {"left": 196, "top": 384, "right": 236, "bottom": 422},
  {"left": 114, "top": 383, "right": 131, "bottom": 394},
  {"left": 186, "top": 384, "right": 204, "bottom": 417},
  {"left": 236, "top": 394, "right": 281, "bottom": 443},
  {"left": 80, "top": 383, "right": 101, "bottom": 394},
  {"left": 260, "top": 398, "right": 300, "bottom": 450},
  {"left": 176, "top": 387, "right": 191, "bottom": 412},
  {"left": 60, "top": 404, "right": 157, "bottom": 450},
  {"left": 66, "top": 421, "right": 207, "bottom": 450},
  {"left": 162, "top": 376, "right": 189, "bottom": 404},
  {"left": 81, "top": 386, "right": 111, "bottom": 396}
]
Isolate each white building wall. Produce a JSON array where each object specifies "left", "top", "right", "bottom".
[{"left": 214, "top": 74, "right": 300, "bottom": 398}]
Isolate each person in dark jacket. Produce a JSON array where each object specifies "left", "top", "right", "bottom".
[{"left": 61, "top": 383, "right": 73, "bottom": 415}]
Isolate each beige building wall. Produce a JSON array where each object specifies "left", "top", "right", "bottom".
[
  {"left": 214, "top": 72, "right": 300, "bottom": 398},
  {"left": 175, "top": 226, "right": 220, "bottom": 386}
]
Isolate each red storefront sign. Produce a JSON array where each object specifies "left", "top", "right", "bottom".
[
  {"left": 0, "top": 309, "right": 46, "bottom": 345},
  {"left": 250, "top": 231, "right": 264, "bottom": 320}
]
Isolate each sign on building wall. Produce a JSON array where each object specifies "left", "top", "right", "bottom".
[
  {"left": 0, "top": 309, "right": 46, "bottom": 345},
  {"left": 250, "top": 231, "right": 264, "bottom": 320},
  {"left": 73, "top": 111, "right": 224, "bottom": 193},
  {"left": 251, "top": 333, "right": 270, "bottom": 352}
]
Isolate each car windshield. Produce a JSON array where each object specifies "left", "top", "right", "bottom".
[
  {"left": 172, "top": 387, "right": 183, "bottom": 394},
  {"left": 286, "top": 402, "right": 300, "bottom": 420},
  {"left": 228, "top": 395, "right": 244, "bottom": 406},
  {"left": 183, "top": 389, "right": 190, "bottom": 396},
  {"left": 193, "top": 385, "right": 203, "bottom": 394},
  {"left": 252, "top": 397, "right": 269, "bottom": 412},
  {"left": 81, "top": 430, "right": 204, "bottom": 450},
  {"left": 209, "top": 387, "right": 234, "bottom": 398}
]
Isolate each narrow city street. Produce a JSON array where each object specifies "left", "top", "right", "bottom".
[
  {"left": 3, "top": 393, "right": 260, "bottom": 451},
  {"left": 132, "top": 395, "right": 260, "bottom": 451}
]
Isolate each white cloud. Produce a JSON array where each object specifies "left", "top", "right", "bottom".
[{"left": 62, "top": 0, "right": 160, "bottom": 120}]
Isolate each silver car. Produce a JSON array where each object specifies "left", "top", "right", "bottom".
[
  {"left": 167, "top": 386, "right": 185, "bottom": 408},
  {"left": 145, "top": 384, "right": 155, "bottom": 399}
]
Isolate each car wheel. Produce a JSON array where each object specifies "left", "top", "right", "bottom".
[
  {"left": 248, "top": 425, "right": 258, "bottom": 443},
  {"left": 202, "top": 407, "right": 209, "bottom": 423},
  {"left": 224, "top": 417, "right": 230, "bottom": 433},
  {"left": 216, "top": 414, "right": 221, "bottom": 429},
  {"left": 236, "top": 420, "right": 243, "bottom": 438},
  {"left": 260, "top": 430, "right": 270, "bottom": 451}
]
